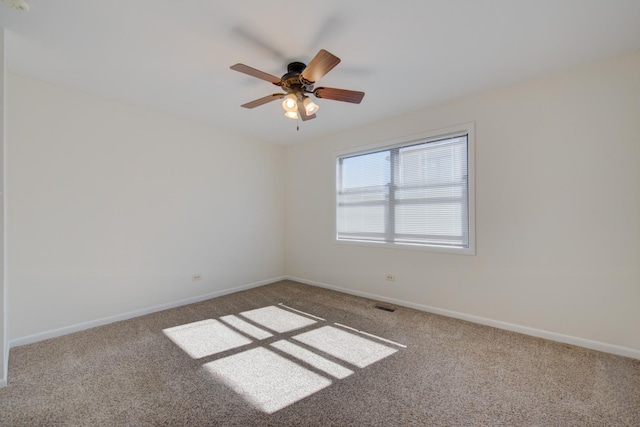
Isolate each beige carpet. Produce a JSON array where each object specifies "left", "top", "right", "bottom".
[{"left": 1, "top": 280, "right": 639, "bottom": 426}]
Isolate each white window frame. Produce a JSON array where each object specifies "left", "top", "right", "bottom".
[{"left": 334, "top": 122, "right": 475, "bottom": 255}]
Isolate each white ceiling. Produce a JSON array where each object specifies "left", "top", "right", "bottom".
[{"left": 2, "top": 1, "right": 640, "bottom": 145}]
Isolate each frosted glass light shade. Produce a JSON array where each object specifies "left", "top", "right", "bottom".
[
  {"left": 282, "top": 94, "right": 298, "bottom": 112},
  {"left": 303, "top": 97, "right": 319, "bottom": 115}
]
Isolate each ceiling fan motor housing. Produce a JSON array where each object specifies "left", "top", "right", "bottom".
[{"left": 282, "top": 62, "right": 313, "bottom": 95}]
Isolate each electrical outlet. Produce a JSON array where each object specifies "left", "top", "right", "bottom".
[
  {"left": 192, "top": 274, "right": 202, "bottom": 281},
  {"left": 385, "top": 274, "right": 395, "bottom": 282}
]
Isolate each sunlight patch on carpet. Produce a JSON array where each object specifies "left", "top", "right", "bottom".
[
  {"left": 239, "top": 305, "right": 316, "bottom": 333},
  {"left": 204, "top": 347, "right": 331, "bottom": 414},
  {"left": 164, "top": 304, "right": 405, "bottom": 413},
  {"left": 220, "top": 315, "right": 273, "bottom": 340},
  {"left": 271, "top": 339, "right": 354, "bottom": 379},
  {"left": 293, "top": 325, "right": 398, "bottom": 368},
  {"left": 278, "top": 303, "right": 326, "bottom": 321},
  {"left": 163, "top": 319, "right": 251, "bottom": 359}
]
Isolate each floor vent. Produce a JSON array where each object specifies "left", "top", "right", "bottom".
[{"left": 374, "top": 304, "right": 396, "bottom": 312}]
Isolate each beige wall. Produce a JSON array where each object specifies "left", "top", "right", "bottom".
[{"left": 285, "top": 51, "right": 640, "bottom": 355}]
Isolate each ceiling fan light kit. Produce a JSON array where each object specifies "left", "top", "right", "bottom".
[{"left": 230, "top": 49, "right": 364, "bottom": 123}]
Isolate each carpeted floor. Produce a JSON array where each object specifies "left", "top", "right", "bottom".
[{"left": 1, "top": 280, "right": 639, "bottom": 426}]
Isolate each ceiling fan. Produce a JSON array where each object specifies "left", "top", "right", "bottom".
[{"left": 230, "top": 49, "right": 365, "bottom": 121}]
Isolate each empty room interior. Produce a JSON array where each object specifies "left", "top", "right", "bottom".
[{"left": 1, "top": 1, "right": 639, "bottom": 425}]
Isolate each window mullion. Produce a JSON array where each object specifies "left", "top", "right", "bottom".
[{"left": 387, "top": 148, "right": 400, "bottom": 243}]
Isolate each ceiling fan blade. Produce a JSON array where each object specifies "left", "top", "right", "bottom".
[
  {"left": 300, "top": 49, "right": 340, "bottom": 84},
  {"left": 230, "top": 64, "right": 282, "bottom": 85},
  {"left": 241, "top": 93, "right": 284, "bottom": 109},
  {"left": 297, "top": 100, "right": 316, "bottom": 121},
  {"left": 314, "top": 87, "right": 365, "bottom": 104}
]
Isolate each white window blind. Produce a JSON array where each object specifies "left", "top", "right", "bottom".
[{"left": 337, "top": 133, "right": 471, "bottom": 251}]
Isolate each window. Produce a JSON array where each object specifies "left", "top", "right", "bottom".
[{"left": 336, "top": 123, "right": 475, "bottom": 254}]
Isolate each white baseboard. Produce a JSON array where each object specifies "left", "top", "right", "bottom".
[
  {"left": 8, "top": 275, "right": 639, "bottom": 362},
  {"left": 9, "top": 276, "right": 286, "bottom": 349},
  {"left": 287, "top": 276, "right": 640, "bottom": 360}
]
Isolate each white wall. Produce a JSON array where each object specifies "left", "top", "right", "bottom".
[
  {"left": 285, "top": 51, "right": 640, "bottom": 355},
  {"left": 1, "top": 29, "right": 7, "bottom": 387},
  {"left": 7, "top": 74, "right": 285, "bottom": 341},
  {"left": 5, "top": 50, "right": 639, "bottom": 361}
]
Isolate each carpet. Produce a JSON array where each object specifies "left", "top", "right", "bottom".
[{"left": 1, "top": 280, "right": 638, "bottom": 426}]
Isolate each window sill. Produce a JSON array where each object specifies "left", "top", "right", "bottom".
[{"left": 335, "top": 238, "right": 476, "bottom": 255}]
